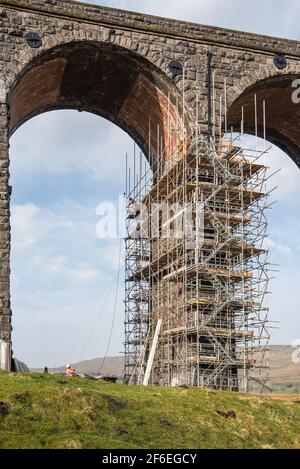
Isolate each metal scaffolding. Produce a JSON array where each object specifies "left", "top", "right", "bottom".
[{"left": 124, "top": 85, "right": 273, "bottom": 393}]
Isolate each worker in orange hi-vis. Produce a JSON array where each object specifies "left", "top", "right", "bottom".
[{"left": 65, "top": 364, "right": 75, "bottom": 377}]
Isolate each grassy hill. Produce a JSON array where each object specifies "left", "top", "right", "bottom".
[{"left": 0, "top": 371, "right": 300, "bottom": 449}]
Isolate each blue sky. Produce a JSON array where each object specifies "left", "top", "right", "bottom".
[{"left": 9, "top": 0, "right": 300, "bottom": 367}]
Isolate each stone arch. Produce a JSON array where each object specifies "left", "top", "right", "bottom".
[
  {"left": 6, "top": 23, "right": 168, "bottom": 92},
  {"left": 8, "top": 40, "right": 192, "bottom": 169},
  {"left": 226, "top": 54, "right": 300, "bottom": 109},
  {"left": 227, "top": 73, "right": 300, "bottom": 167}
]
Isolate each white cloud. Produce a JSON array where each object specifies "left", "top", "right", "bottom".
[
  {"left": 32, "top": 254, "right": 103, "bottom": 284},
  {"left": 264, "top": 238, "right": 292, "bottom": 256},
  {"left": 10, "top": 111, "right": 132, "bottom": 183},
  {"left": 239, "top": 134, "right": 300, "bottom": 201},
  {"left": 267, "top": 146, "right": 300, "bottom": 201},
  {"left": 11, "top": 203, "right": 52, "bottom": 249},
  {"left": 10, "top": 199, "right": 124, "bottom": 367}
]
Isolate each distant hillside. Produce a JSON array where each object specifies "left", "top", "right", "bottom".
[
  {"left": 1, "top": 371, "right": 300, "bottom": 449},
  {"left": 269, "top": 345, "right": 300, "bottom": 389},
  {"left": 32, "top": 345, "right": 300, "bottom": 390}
]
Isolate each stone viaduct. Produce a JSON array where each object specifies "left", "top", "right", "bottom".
[{"left": 1, "top": 0, "right": 300, "bottom": 370}]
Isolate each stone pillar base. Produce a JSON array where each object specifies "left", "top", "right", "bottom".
[{"left": 0, "top": 340, "right": 11, "bottom": 371}]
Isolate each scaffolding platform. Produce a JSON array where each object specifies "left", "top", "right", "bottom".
[{"left": 124, "top": 128, "right": 272, "bottom": 393}]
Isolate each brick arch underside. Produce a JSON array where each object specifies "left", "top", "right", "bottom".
[
  {"left": 228, "top": 74, "right": 300, "bottom": 168},
  {"left": 8, "top": 41, "right": 189, "bottom": 169}
]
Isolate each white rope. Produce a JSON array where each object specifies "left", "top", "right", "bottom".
[
  {"left": 76, "top": 281, "right": 114, "bottom": 363},
  {"left": 97, "top": 237, "right": 123, "bottom": 375}
]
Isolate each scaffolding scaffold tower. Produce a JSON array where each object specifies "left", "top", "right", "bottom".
[{"left": 124, "top": 90, "right": 273, "bottom": 393}]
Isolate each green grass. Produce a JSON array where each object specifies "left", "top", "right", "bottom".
[
  {"left": 271, "top": 384, "right": 300, "bottom": 395},
  {"left": 0, "top": 371, "right": 300, "bottom": 449}
]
